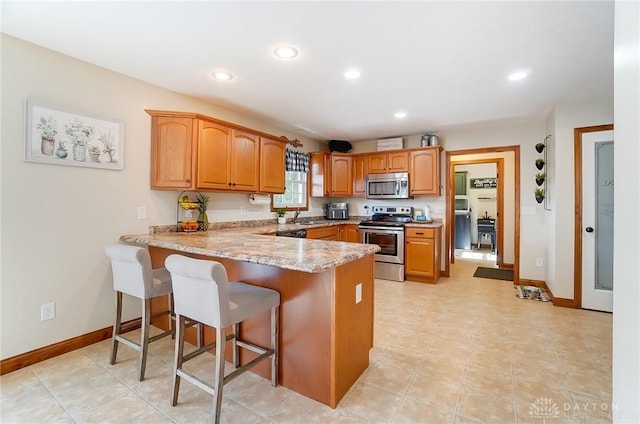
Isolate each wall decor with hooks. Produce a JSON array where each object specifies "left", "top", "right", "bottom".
[{"left": 534, "top": 135, "right": 551, "bottom": 210}]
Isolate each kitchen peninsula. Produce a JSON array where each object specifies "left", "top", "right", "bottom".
[{"left": 120, "top": 226, "right": 379, "bottom": 408}]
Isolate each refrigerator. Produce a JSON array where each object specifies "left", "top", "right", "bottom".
[{"left": 455, "top": 213, "right": 471, "bottom": 250}]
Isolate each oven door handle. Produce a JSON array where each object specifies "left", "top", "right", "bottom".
[{"left": 360, "top": 226, "right": 404, "bottom": 232}]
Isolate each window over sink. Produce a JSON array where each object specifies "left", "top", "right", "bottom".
[{"left": 272, "top": 171, "right": 308, "bottom": 211}]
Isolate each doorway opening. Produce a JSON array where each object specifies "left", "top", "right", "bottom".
[
  {"left": 444, "top": 146, "right": 520, "bottom": 283},
  {"left": 453, "top": 161, "right": 500, "bottom": 266}
]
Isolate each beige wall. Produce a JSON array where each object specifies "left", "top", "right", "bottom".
[
  {"left": 0, "top": 35, "right": 322, "bottom": 359},
  {"left": 546, "top": 98, "right": 613, "bottom": 299}
]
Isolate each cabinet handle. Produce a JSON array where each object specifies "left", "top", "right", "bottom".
[
  {"left": 228, "top": 182, "right": 232, "bottom": 186},
  {"left": 186, "top": 179, "right": 190, "bottom": 183},
  {"left": 416, "top": 232, "right": 424, "bottom": 235}
]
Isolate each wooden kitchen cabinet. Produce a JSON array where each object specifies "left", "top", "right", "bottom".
[
  {"left": 338, "top": 224, "right": 360, "bottom": 242},
  {"left": 259, "top": 137, "right": 286, "bottom": 194},
  {"left": 330, "top": 154, "right": 352, "bottom": 197},
  {"left": 405, "top": 226, "right": 441, "bottom": 284},
  {"left": 307, "top": 226, "right": 339, "bottom": 240},
  {"left": 149, "top": 114, "right": 195, "bottom": 189},
  {"left": 409, "top": 148, "right": 441, "bottom": 196},
  {"left": 311, "top": 152, "right": 352, "bottom": 197},
  {"left": 367, "top": 151, "right": 409, "bottom": 174},
  {"left": 197, "top": 126, "right": 259, "bottom": 192},
  {"left": 147, "top": 109, "right": 284, "bottom": 194},
  {"left": 196, "top": 119, "right": 232, "bottom": 190},
  {"left": 352, "top": 154, "right": 367, "bottom": 197}
]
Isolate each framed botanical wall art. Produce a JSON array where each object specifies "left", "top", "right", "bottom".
[{"left": 25, "top": 100, "right": 124, "bottom": 170}]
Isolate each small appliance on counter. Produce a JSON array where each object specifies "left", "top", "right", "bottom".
[
  {"left": 413, "top": 205, "right": 433, "bottom": 223},
  {"left": 325, "top": 202, "right": 349, "bottom": 220}
]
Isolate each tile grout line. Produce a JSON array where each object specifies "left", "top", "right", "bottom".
[{"left": 28, "top": 365, "right": 81, "bottom": 424}]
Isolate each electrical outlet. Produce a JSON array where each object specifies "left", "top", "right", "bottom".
[
  {"left": 41, "top": 302, "right": 55, "bottom": 321},
  {"left": 355, "top": 283, "right": 362, "bottom": 304},
  {"left": 535, "top": 258, "right": 544, "bottom": 267},
  {"left": 240, "top": 207, "right": 246, "bottom": 215}
]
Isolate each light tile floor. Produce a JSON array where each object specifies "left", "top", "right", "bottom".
[{"left": 1, "top": 259, "right": 612, "bottom": 423}]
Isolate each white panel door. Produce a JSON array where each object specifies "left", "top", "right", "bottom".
[{"left": 581, "top": 130, "right": 614, "bottom": 312}]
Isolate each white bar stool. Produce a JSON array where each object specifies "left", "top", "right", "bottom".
[
  {"left": 165, "top": 254, "right": 280, "bottom": 424},
  {"left": 105, "top": 243, "right": 176, "bottom": 381}
]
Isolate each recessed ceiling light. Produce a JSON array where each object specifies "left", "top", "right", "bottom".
[
  {"left": 274, "top": 45, "right": 299, "bottom": 59},
  {"left": 394, "top": 112, "right": 407, "bottom": 118},
  {"left": 344, "top": 69, "right": 361, "bottom": 79},
  {"left": 508, "top": 71, "right": 528, "bottom": 81},
  {"left": 212, "top": 71, "right": 234, "bottom": 81}
]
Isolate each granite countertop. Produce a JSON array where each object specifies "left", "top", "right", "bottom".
[{"left": 120, "top": 222, "right": 379, "bottom": 274}]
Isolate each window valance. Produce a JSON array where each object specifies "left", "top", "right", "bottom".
[{"left": 285, "top": 149, "right": 310, "bottom": 173}]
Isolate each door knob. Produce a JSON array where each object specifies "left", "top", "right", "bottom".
[{"left": 585, "top": 227, "right": 594, "bottom": 233}]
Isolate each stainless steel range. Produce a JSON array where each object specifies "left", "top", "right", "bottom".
[{"left": 359, "top": 206, "right": 413, "bottom": 282}]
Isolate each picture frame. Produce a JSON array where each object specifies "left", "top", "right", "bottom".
[{"left": 25, "top": 100, "right": 124, "bottom": 170}]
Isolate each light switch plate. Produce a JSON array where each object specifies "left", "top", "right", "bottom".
[
  {"left": 137, "top": 206, "right": 147, "bottom": 220},
  {"left": 355, "top": 283, "right": 362, "bottom": 304}
]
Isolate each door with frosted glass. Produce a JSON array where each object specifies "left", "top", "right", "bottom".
[{"left": 581, "top": 130, "right": 613, "bottom": 312}]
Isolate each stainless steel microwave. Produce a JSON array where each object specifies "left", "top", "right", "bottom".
[{"left": 365, "top": 172, "right": 410, "bottom": 199}]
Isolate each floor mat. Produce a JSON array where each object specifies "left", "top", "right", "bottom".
[
  {"left": 515, "top": 285, "right": 551, "bottom": 302},
  {"left": 473, "top": 267, "right": 514, "bottom": 281}
]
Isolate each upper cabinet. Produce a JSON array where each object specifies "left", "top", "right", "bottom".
[
  {"left": 149, "top": 115, "right": 195, "bottom": 189},
  {"left": 196, "top": 119, "right": 232, "bottom": 190},
  {"left": 147, "top": 110, "right": 285, "bottom": 193},
  {"left": 352, "top": 154, "right": 367, "bottom": 197},
  {"left": 260, "top": 138, "right": 286, "bottom": 194},
  {"left": 197, "top": 126, "right": 260, "bottom": 192},
  {"left": 367, "top": 151, "right": 409, "bottom": 174},
  {"left": 310, "top": 152, "right": 352, "bottom": 197},
  {"left": 330, "top": 154, "right": 352, "bottom": 197},
  {"left": 410, "top": 149, "right": 441, "bottom": 196},
  {"left": 311, "top": 146, "right": 441, "bottom": 198}
]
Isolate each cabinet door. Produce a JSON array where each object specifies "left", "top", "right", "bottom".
[
  {"left": 230, "top": 130, "right": 260, "bottom": 192},
  {"left": 196, "top": 120, "right": 232, "bottom": 190},
  {"left": 367, "top": 153, "right": 387, "bottom": 173},
  {"left": 260, "top": 138, "right": 286, "bottom": 194},
  {"left": 338, "top": 224, "right": 359, "bottom": 242},
  {"left": 307, "top": 226, "right": 338, "bottom": 240},
  {"left": 310, "top": 152, "right": 330, "bottom": 197},
  {"left": 330, "top": 155, "right": 352, "bottom": 196},
  {"left": 151, "top": 116, "right": 194, "bottom": 189},
  {"left": 410, "top": 149, "right": 440, "bottom": 195},
  {"left": 405, "top": 238, "right": 435, "bottom": 277},
  {"left": 387, "top": 152, "right": 409, "bottom": 172},
  {"left": 352, "top": 155, "right": 367, "bottom": 197}
]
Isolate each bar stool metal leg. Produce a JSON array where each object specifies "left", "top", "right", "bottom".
[
  {"left": 171, "top": 315, "right": 185, "bottom": 406},
  {"left": 213, "top": 326, "right": 226, "bottom": 424},
  {"left": 110, "top": 291, "right": 123, "bottom": 365},
  {"left": 271, "top": 306, "right": 279, "bottom": 387}
]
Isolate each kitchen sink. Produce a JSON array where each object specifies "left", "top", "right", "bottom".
[{"left": 293, "top": 221, "right": 325, "bottom": 225}]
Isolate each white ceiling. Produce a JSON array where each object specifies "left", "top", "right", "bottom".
[{"left": 2, "top": 1, "right": 614, "bottom": 142}]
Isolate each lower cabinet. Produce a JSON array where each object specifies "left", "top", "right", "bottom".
[
  {"left": 405, "top": 226, "right": 441, "bottom": 284},
  {"left": 338, "top": 224, "right": 360, "bottom": 242},
  {"left": 306, "top": 226, "right": 339, "bottom": 241}
]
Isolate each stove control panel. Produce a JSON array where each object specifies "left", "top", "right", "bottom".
[{"left": 371, "top": 206, "right": 413, "bottom": 215}]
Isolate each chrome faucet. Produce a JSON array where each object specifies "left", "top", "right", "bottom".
[{"left": 293, "top": 209, "right": 301, "bottom": 224}]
